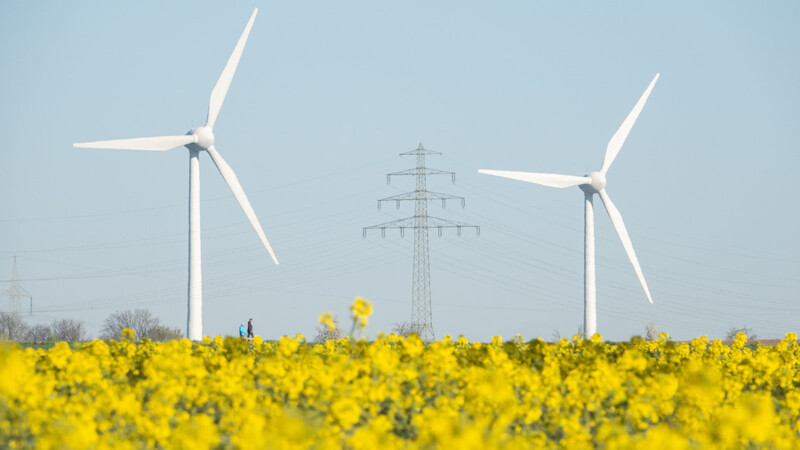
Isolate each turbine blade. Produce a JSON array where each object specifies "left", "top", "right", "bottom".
[
  {"left": 597, "top": 189, "right": 653, "bottom": 303},
  {"left": 478, "top": 169, "right": 590, "bottom": 188},
  {"left": 73, "top": 135, "right": 195, "bottom": 151},
  {"left": 205, "top": 8, "right": 258, "bottom": 129},
  {"left": 206, "top": 145, "right": 279, "bottom": 265},
  {"left": 600, "top": 73, "right": 660, "bottom": 173}
]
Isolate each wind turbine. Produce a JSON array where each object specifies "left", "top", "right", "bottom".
[
  {"left": 479, "top": 74, "right": 659, "bottom": 338},
  {"left": 74, "top": 8, "right": 278, "bottom": 340}
]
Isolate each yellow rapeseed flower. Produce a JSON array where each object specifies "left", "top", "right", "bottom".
[
  {"left": 350, "top": 297, "right": 372, "bottom": 321},
  {"left": 319, "top": 312, "right": 336, "bottom": 331}
]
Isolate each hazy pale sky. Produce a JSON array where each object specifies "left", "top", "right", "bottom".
[{"left": 1, "top": 1, "right": 798, "bottom": 341}]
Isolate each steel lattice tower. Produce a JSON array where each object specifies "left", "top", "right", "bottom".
[
  {"left": 364, "top": 143, "right": 479, "bottom": 340},
  {"left": 3, "top": 256, "right": 32, "bottom": 315},
  {"left": 411, "top": 147, "right": 432, "bottom": 336}
]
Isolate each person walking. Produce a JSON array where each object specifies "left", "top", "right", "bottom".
[
  {"left": 247, "top": 318, "right": 254, "bottom": 338},
  {"left": 239, "top": 323, "right": 246, "bottom": 338}
]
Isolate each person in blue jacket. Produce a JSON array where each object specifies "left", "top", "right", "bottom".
[{"left": 239, "top": 323, "right": 246, "bottom": 338}]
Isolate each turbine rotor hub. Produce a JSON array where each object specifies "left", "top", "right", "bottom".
[
  {"left": 191, "top": 126, "right": 215, "bottom": 149},
  {"left": 582, "top": 171, "right": 607, "bottom": 194}
]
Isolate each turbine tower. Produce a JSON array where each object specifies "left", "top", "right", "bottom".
[
  {"left": 364, "top": 144, "right": 479, "bottom": 340},
  {"left": 479, "top": 74, "right": 660, "bottom": 338},
  {"left": 74, "top": 8, "right": 278, "bottom": 340}
]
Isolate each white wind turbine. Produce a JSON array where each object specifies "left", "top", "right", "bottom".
[
  {"left": 479, "top": 74, "right": 660, "bottom": 338},
  {"left": 74, "top": 8, "right": 278, "bottom": 340}
]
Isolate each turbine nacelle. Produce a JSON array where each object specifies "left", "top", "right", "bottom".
[
  {"left": 580, "top": 171, "right": 607, "bottom": 194},
  {"left": 187, "top": 126, "right": 215, "bottom": 150}
]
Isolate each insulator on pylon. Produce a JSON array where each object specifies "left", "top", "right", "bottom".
[
  {"left": 476, "top": 227, "right": 481, "bottom": 236},
  {"left": 442, "top": 199, "right": 446, "bottom": 209},
  {"left": 381, "top": 228, "right": 386, "bottom": 238},
  {"left": 363, "top": 229, "right": 367, "bottom": 238},
  {"left": 438, "top": 227, "right": 442, "bottom": 237},
  {"left": 461, "top": 198, "right": 466, "bottom": 208},
  {"left": 377, "top": 201, "right": 382, "bottom": 211},
  {"left": 451, "top": 174, "right": 456, "bottom": 183},
  {"left": 457, "top": 226, "right": 462, "bottom": 237},
  {"left": 400, "top": 228, "right": 405, "bottom": 238},
  {"left": 396, "top": 201, "right": 401, "bottom": 210}
]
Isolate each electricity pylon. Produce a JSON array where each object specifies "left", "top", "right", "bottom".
[
  {"left": 364, "top": 143, "right": 479, "bottom": 340},
  {"left": 3, "top": 257, "right": 32, "bottom": 315}
]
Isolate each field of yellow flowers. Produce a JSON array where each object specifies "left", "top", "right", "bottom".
[{"left": 2, "top": 302, "right": 800, "bottom": 448}]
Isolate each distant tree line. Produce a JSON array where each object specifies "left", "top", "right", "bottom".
[
  {"left": 99, "top": 309, "right": 182, "bottom": 341},
  {"left": 0, "top": 312, "right": 87, "bottom": 342},
  {"left": 0, "top": 308, "right": 182, "bottom": 343}
]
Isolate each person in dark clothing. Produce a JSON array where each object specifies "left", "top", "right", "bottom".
[{"left": 247, "top": 318, "right": 254, "bottom": 338}]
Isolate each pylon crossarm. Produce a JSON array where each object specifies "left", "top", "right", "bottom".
[
  {"left": 387, "top": 168, "right": 456, "bottom": 184},
  {"left": 426, "top": 216, "right": 480, "bottom": 237},
  {"left": 363, "top": 216, "right": 417, "bottom": 235},
  {"left": 400, "top": 143, "right": 441, "bottom": 157},
  {"left": 4, "top": 286, "right": 32, "bottom": 297},
  {"left": 363, "top": 217, "right": 414, "bottom": 238},
  {"left": 378, "top": 191, "right": 465, "bottom": 210},
  {"left": 363, "top": 216, "right": 479, "bottom": 238}
]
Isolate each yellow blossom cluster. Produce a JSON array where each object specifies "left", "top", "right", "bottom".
[
  {"left": 349, "top": 297, "right": 372, "bottom": 329},
  {"left": 318, "top": 313, "right": 336, "bottom": 332},
  {"left": 2, "top": 331, "right": 800, "bottom": 448}
]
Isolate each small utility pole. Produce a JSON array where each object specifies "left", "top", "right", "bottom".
[
  {"left": 364, "top": 143, "right": 478, "bottom": 340},
  {"left": 3, "top": 256, "right": 33, "bottom": 315}
]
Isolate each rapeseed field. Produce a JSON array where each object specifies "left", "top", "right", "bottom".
[{"left": 1, "top": 300, "right": 799, "bottom": 448}]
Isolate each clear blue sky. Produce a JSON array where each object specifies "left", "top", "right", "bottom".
[{"left": 1, "top": 1, "right": 798, "bottom": 341}]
